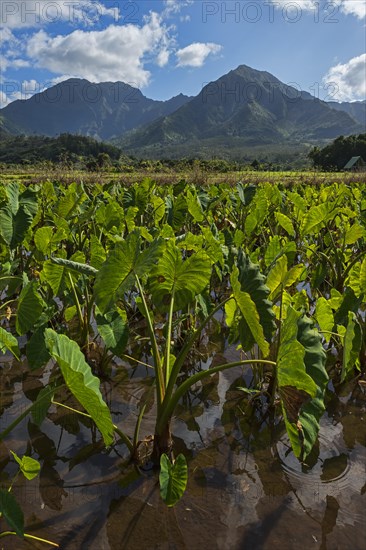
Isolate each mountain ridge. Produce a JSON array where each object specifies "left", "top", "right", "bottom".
[{"left": 0, "top": 65, "right": 364, "bottom": 158}]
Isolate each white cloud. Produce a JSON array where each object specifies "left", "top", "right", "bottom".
[
  {"left": 164, "top": 0, "right": 193, "bottom": 16},
  {"left": 0, "top": 0, "right": 119, "bottom": 29},
  {"left": 156, "top": 49, "right": 170, "bottom": 67},
  {"left": 268, "top": 0, "right": 318, "bottom": 10},
  {"left": 0, "top": 90, "right": 10, "bottom": 108},
  {"left": 9, "top": 79, "right": 42, "bottom": 100},
  {"left": 26, "top": 13, "right": 173, "bottom": 87},
  {"left": 323, "top": 53, "right": 366, "bottom": 101},
  {"left": 176, "top": 43, "right": 222, "bottom": 68},
  {"left": 339, "top": 0, "right": 366, "bottom": 19}
]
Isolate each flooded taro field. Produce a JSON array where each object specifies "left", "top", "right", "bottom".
[
  {"left": 1, "top": 339, "right": 365, "bottom": 549},
  {"left": 0, "top": 179, "right": 365, "bottom": 549}
]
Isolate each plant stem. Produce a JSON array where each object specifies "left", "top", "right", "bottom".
[
  {"left": 52, "top": 400, "right": 134, "bottom": 453},
  {"left": 156, "top": 359, "right": 276, "bottom": 435},
  {"left": 0, "top": 531, "right": 59, "bottom": 547},
  {"left": 135, "top": 275, "right": 164, "bottom": 407},
  {"left": 68, "top": 272, "right": 84, "bottom": 335},
  {"left": 163, "top": 296, "right": 232, "bottom": 408},
  {"left": 164, "top": 293, "right": 175, "bottom": 387}
]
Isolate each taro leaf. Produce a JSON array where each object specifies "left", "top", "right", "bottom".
[
  {"left": 276, "top": 307, "right": 318, "bottom": 459},
  {"left": 31, "top": 384, "right": 57, "bottom": 427},
  {"left": 244, "top": 190, "right": 269, "bottom": 235},
  {"left": 344, "top": 223, "right": 365, "bottom": 245},
  {"left": 0, "top": 185, "right": 37, "bottom": 249},
  {"left": 360, "top": 256, "right": 366, "bottom": 295},
  {"left": 296, "top": 314, "right": 328, "bottom": 459},
  {"left": 149, "top": 240, "right": 212, "bottom": 312},
  {"left": 159, "top": 453, "right": 188, "bottom": 507},
  {"left": 10, "top": 451, "right": 40, "bottom": 480},
  {"left": 16, "top": 281, "right": 43, "bottom": 335},
  {"left": 300, "top": 202, "right": 336, "bottom": 236},
  {"left": 94, "top": 231, "right": 162, "bottom": 314},
  {"left": 151, "top": 195, "right": 165, "bottom": 225},
  {"left": 0, "top": 275, "right": 22, "bottom": 295},
  {"left": 341, "top": 312, "right": 362, "bottom": 382},
  {"left": 264, "top": 235, "right": 282, "bottom": 267},
  {"left": 50, "top": 257, "right": 98, "bottom": 277},
  {"left": 267, "top": 255, "right": 304, "bottom": 301},
  {"left": 41, "top": 260, "right": 66, "bottom": 295},
  {"left": 96, "top": 306, "right": 129, "bottom": 356},
  {"left": 0, "top": 326, "right": 20, "bottom": 359},
  {"left": 0, "top": 488, "right": 24, "bottom": 537},
  {"left": 334, "top": 287, "right": 363, "bottom": 326},
  {"left": 186, "top": 188, "right": 204, "bottom": 222},
  {"left": 315, "top": 297, "right": 334, "bottom": 343},
  {"left": 231, "top": 265, "right": 269, "bottom": 357},
  {"left": 275, "top": 212, "right": 295, "bottom": 237},
  {"left": 0, "top": 183, "right": 37, "bottom": 249},
  {"left": 235, "top": 249, "right": 275, "bottom": 351},
  {"left": 90, "top": 235, "right": 106, "bottom": 270},
  {"left": 34, "top": 226, "right": 54, "bottom": 254},
  {"left": 165, "top": 194, "right": 188, "bottom": 230},
  {"left": 26, "top": 327, "right": 51, "bottom": 370},
  {"left": 44, "top": 329, "right": 114, "bottom": 446},
  {"left": 236, "top": 183, "right": 256, "bottom": 206}
]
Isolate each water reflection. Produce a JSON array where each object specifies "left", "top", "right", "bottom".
[{"left": 0, "top": 345, "right": 365, "bottom": 549}]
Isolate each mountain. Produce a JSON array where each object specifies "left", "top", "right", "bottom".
[
  {"left": 327, "top": 100, "right": 366, "bottom": 127},
  {"left": 0, "top": 79, "right": 192, "bottom": 141},
  {"left": 1, "top": 67, "right": 364, "bottom": 160},
  {"left": 0, "top": 114, "right": 24, "bottom": 139},
  {"left": 116, "top": 65, "right": 363, "bottom": 157}
]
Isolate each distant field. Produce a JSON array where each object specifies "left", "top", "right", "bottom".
[{"left": 1, "top": 167, "right": 366, "bottom": 186}]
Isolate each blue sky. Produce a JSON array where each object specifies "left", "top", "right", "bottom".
[{"left": 0, "top": 0, "right": 365, "bottom": 106}]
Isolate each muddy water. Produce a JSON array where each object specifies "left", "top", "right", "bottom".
[{"left": 0, "top": 348, "right": 365, "bottom": 550}]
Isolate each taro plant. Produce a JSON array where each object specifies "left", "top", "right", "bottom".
[{"left": 2, "top": 180, "right": 358, "bottom": 516}]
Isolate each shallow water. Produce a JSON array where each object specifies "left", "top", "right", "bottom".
[{"left": 0, "top": 348, "right": 365, "bottom": 550}]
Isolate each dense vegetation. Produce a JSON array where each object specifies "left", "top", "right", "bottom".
[
  {"left": 0, "top": 134, "right": 121, "bottom": 166},
  {"left": 0, "top": 178, "right": 365, "bottom": 546},
  {"left": 0, "top": 133, "right": 299, "bottom": 171},
  {"left": 309, "top": 133, "right": 366, "bottom": 170}
]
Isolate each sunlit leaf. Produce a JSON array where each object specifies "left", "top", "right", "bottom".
[
  {"left": 149, "top": 240, "right": 211, "bottom": 311},
  {"left": 231, "top": 265, "right": 269, "bottom": 357},
  {"left": 45, "top": 329, "right": 114, "bottom": 446},
  {"left": 94, "top": 231, "right": 162, "bottom": 314},
  {"left": 159, "top": 453, "right": 188, "bottom": 507},
  {"left": 10, "top": 451, "right": 40, "bottom": 481},
  {"left": 16, "top": 281, "right": 43, "bottom": 335},
  {"left": 315, "top": 297, "right": 334, "bottom": 342},
  {"left": 96, "top": 306, "right": 129, "bottom": 356},
  {"left": 0, "top": 326, "right": 20, "bottom": 359}
]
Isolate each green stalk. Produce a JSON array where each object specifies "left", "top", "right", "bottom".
[
  {"left": 164, "top": 292, "right": 175, "bottom": 387},
  {"left": 68, "top": 272, "right": 84, "bottom": 335},
  {"left": 135, "top": 276, "right": 164, "bottom": 407},
  {"left": 0, "top": 532, "right": 59, "bottom": 547},
  {"left": 156, "top": 359, "right": 276, "bottom": 435},
  {"left": 133, "top": 403, "right": 147, "bottom": 451},
  {"left": 163, "top": 296, "right": 232, "bottom": 408},
  {"left": 52, "top": 400, "right": 133, "bottom": 453}
]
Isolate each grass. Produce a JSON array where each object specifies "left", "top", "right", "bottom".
[{"left": 1, "top": 167, "right": 366, "bottom": 187}]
